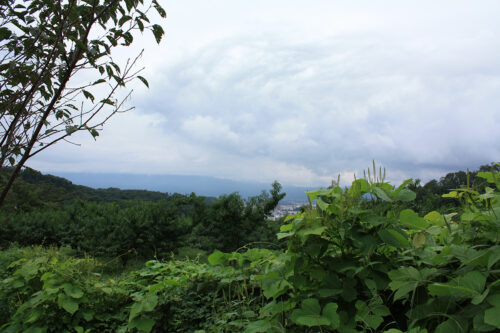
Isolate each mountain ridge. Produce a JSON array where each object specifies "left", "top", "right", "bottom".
[{"left": 51, "top": 171, "right": 313, "bottom": 202}]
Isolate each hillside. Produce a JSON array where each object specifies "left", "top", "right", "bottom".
[{"left": 1, "top": 168, "right": 205, "bottom": 212}]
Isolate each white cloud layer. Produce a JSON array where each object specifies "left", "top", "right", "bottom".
[{"left": 30, "top": 0, "right": 500, "bottom": 187}]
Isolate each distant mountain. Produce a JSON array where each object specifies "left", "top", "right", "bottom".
[{"left": 52, "top": 172, "right": 314, "bottom": 203}]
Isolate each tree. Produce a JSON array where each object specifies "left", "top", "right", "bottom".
[
  {"left": 193, "top": 182, "right": 286, "bottom": 252},
  {"left": 0, "top": 0, "right": 166, "bottom": 205}
]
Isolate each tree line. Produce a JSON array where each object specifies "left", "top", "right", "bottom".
[{"left": 0, "top": 181, "right": 285, "bottom": 264}]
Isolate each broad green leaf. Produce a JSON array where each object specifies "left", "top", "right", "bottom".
[
  {"left": 460, "top": 271, "right": 486, "bottom": 293},
  {"left": 487, "top": 246, "right": 500, "bottom": 269},
  {"left": 364, "top": 215, "right": 386, "bottom": 227},
  {"left": 208, "top": 250, "right": 227, "bottom": 265},
  {"left": 389, "top": 267, "right": 437, "bottom": 301},
  {"left": 486, "top": 294, "right": 500, "bottom": 307},
  {"left": 292, "top": 314, "right": 330, "bottom": 327},
  {"left": 306, "top": 189, "right": 334, "bottom": 201},
  {"left": 316, "top": 199, "right": 329, "bottom": 211},
  {"left": 378, "top": 228, "right": 410, "bottom": 248},
  {"left": 424, "top": 211, "right": 445, "bottom": 226},
  {"left": 57, "top": 293, "right": 79, "bottom": 315},
  {"left": 129, "top": 294, "right": 158, "bottom": 321},
  {"left": 290, "top": 298, "right": 331, "bottom": 327},
  {"left": 301, "top": 298, "right": 321, "bottom": 314},
  {"left": 277, "top": 231, "right": 294, "bottom": 239},
  {"left": 297, "top": 224, "right": 326, "bottom": 242},
  {"left": 395, "top": 189, "right": 416, "bottom": 202},
  {"left": 400, "top": 209, "right": 428, "bottom": 230},
  {"left": 244, "top": 320, "right": 272, "bottom": 333},
  {"left": 355, "top": 300, "right": 385, "bottom": 329},
  {"left": 412, "top": 233, "right": 426, "bottom": 248},
  {"left": 443, "top": 191, "right": 459, "bottom": 198},
  {"left": 351, "top": 178, "right": 371, "bottom": 194},
  {"left": 484, "top": 304, "right": 500, "bottom": 328},
  {"left": 129, "top": 317, "right": 156, "bottom": 333},
  {"left": 477, "top": 171, "right": 495, "bottom": 183},
  {"left": 434, "top": 318, "right": 465, "bottom": 333},
  {"left": 323, "top": 303, "right": 340, "bottom": 329},
  {"left": 428, "top": 283, "right": 477, "bottom": 298},
  {"left": 392, "top": 178, "right": 413, "bottom": 197},
  {"left": 373, "top": 187, "right": 393, "bottom": 202},
  {"left": 63, "top": 283, "right": 84, "bottom": 298}
]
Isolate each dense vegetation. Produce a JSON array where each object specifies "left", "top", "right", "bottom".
[
  {"left": 0, "top": 163, "right": 499, "bottom": 332},
  {"left": 0, "top": 168, "right": 185, "bottom": 212}
]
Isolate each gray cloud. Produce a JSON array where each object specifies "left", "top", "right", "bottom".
[{"left": 30, "top": 1, "right": 500, "bottom": 187}]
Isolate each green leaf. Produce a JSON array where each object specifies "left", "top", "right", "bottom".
[
  {"left": 395, "top": 189, "right": 416, "bottom": 202},
  {"left": 428, "top": 283, "right": 477, "bottom": 298},
  {"left": 301, "top": 298, "right": 321, "bottom": 314},
  {"left": 435, "top": 318, "right": 465, "bottom": 333},
  {"left": 355, "top": 300, "right": 385, "bottom": 329},
  {"left": 477, "top": 171, "right": 495, "bottom": 183},
  {"left": 378, "top": 228, "right": 410, "bottom": 248},
  {"left": 400, "top": 209, "right": 429, "bottom": 230},
  {"left": 460, "top": 271, "right": 486, "bottom": 294},
  {"left": 90, "top": 128, "right": 99, "bottom": 139},
  {"left": 323, "top": 303, "right": 340, "bottom": 329},
  {"left": 63, "top": 283, "right": 84, "bottom": 298},
  {"left": 0, "top": 27, "right": 12, "bottom": 41},
  {"left": 293, "top": 314, "right": 330, "bottom": 327},
  {"left": 488, "top": 246, "right": 500, "bottom": 269},
  {"left": 82, "top": 90, "right": 94, "bottom": 103},
  {"left": 153, "top": 0, "right": 167, "bottom": 18},
  {"left": 137, "top": 75, "right": 149, "bottom": 88},
  {"left": 151, "top": 24, "right": 164, "bottom": 43},
  {"left": 57, "top": 293, "right": 79, "bottom": 315},
  {"left": 412, "top": 233, "right": 426, "bottom": 248},
  {"left": 129, "top": 294, "right": 158, "bottom": 321},
  {"left": 244, "top": 320, "right": 272, "bottom": 333},
  {"left": 484, "top": 306, "right": 500, "bottom": 329},
  {"left": 129, "top": 317, "right": 156, "bottom": 332},
  {"left": 316, "top": 199, "right": 329, "bottom": 211},
  {"left": 389, "top": 267, "right": 437, "bottom": 301},
  {"left": 118, "top": 15, "right": 132, "bottom": 26},
  {"left": 424, "top": 211, "right": 445, "bottom": 226},
  {"left": 208, "top": 250, "right": 227, "bottom": 265},
  {"left": 373, "top": 187, "right": 393, "bottom": 202}
]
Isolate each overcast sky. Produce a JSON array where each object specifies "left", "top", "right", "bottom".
[{"left": 30, "top": 0, "right": 500, "bottom": 187}]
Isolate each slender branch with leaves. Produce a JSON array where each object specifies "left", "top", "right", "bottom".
[{"left": 0, "top": 0, "right": 166, "bottom": 206}]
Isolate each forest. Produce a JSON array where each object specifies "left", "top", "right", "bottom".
[{"left": 0, "top": 163, "right": 499, "bottom": 332}]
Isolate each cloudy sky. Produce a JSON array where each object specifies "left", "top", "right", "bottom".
[{"left": 30, "top": 0, "right": 500, "bottom": 187}]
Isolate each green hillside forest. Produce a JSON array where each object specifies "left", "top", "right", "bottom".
[{"left": 0, "top": 163, "right": 500, "bottom": 332}]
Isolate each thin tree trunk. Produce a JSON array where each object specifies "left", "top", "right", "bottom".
[{"left": 0, "top": 27, "right": 91, "bottom": 207}]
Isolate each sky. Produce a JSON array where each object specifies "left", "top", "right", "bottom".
[{"left": 30, "top": 0, "right": 500, "bottom": 187}]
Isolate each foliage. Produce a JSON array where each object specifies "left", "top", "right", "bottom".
[
  {"left": 0, "top": 167, "right": 178, "bottom": 212},
  {"left": 0, "top": 181, "right": 285, "bottom": 260},
  {"left": 0, "top": 246, "right": 274, "bottom": 332},
  {"left": 2, "top": 164, "right": 500, "bottom": 331},
  {"left": 189, "top": 181, "right": 285, "bottom": 252},
  {"left": 0, "top": 0, "right": 166, "bottom": 205},
  {"left": 207, "top": 163, "right": 500, "bottom": 332}
]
